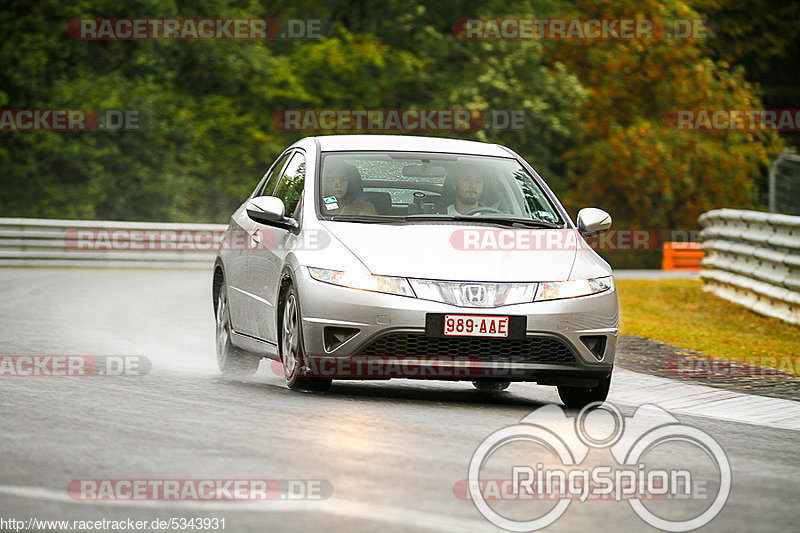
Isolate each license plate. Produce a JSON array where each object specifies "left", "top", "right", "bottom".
[{"left": 443, "top": 314, "right": 509, "bottom": 337}]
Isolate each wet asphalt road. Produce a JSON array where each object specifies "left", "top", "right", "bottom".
[{"left": 0, "top": 268, "right": 798, "bottom": 532}]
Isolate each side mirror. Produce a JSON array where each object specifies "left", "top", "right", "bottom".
[
  {"left": 246, "top": 196, "right": 298, "bottom": 232},
  {"left": 576, "top": 208, "right": 612, "bottom": 237}
]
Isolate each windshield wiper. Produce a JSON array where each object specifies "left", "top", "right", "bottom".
[
  {"left": 471, "top": 217, "right": 563, "bottom": 229},
  {"left": 328, "top": 214, "right": 564, "bottom": 228},
  {"left": 327, "top": 215, "right": 400, "bottom": 223},
  {"left": 403, "top": 215, "right": 563, "bottom": 229}
]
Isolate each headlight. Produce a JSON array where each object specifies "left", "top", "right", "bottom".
[
  {"left": 534, "top": 276, "right": 613, "bottom": 302},
  {"left": 307, "top": 267, "right": 416, "bottom": 298}
]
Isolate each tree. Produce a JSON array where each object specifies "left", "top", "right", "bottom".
[{"left": 548, "top": 0, "right": 783, "bottom": 229}]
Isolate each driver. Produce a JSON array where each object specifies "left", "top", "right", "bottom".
[
  {"left": 447, "top": 169, "right": 485, "bottom": 215},
  {"left": 322, "top": 162, "right": 378, "bottom": 216}
]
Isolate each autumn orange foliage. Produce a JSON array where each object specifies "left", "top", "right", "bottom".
[{"left": 550, "top": 0, "right": 783, "bottom": 229}]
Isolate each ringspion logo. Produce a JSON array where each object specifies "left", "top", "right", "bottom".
[{"left": 463, "top": 402, "right": 730, "bottom": 531}]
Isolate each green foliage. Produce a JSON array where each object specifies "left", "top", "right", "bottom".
[{"left": 0, "top": 0, "right": 787, "bottom": 236}]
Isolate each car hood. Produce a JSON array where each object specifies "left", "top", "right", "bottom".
[{"left": 320, "top": 221, "right": 580, "bottom": 282}]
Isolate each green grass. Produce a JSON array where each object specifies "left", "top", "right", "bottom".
[{"left": 616, "top": 279, "right": 800, "bottom": 375}]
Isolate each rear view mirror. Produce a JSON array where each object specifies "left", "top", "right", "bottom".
[
  {"left": 576, "top": 208, "right": 612, "bottom": 236},
  {"left": 402, "top": 164, "right": 447, "bottom": 178}
]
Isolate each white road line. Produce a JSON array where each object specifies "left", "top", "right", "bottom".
[
  {"left": 0, "top": 485, "right": 490, "bottom": 533},
  {"left": 608, "top": 367, "right": 800, "bottom": 431}
]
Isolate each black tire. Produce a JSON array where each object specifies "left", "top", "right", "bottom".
[
  {"left": 472, "top": 380, "right": 511, "bottom": 393},
  {"left": 279, "top": 284, "right": 332, "bottom": 392},
  {"left": 558, "top": 375, "right": 611, "bottom": 408},
  {"left": 215, "top": 283, "right": 261, "bottom": 376}
]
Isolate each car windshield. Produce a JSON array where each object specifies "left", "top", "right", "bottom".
[{"left": 317, "top": 151, "right": 564, "bottom": 226}]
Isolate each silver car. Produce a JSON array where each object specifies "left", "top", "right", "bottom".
[{"left": 213, "top": 135, "right": 618, "bottom": 407}]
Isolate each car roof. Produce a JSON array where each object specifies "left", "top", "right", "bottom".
[{"left": 311, "top": 134, "right": 513, "bottom": 157}]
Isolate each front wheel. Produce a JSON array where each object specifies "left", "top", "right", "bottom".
[
  {"left": 215, "top": 284, "right": 261, "bottom": 376},
  {"left": 280, "top": 285, "right": 332, "bottom": 392},
  {"left": 557, "top": 375, "right": 611, "bottom": 408}
]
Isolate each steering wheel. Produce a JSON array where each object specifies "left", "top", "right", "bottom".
[{"left": 462, "top": 206, "right": 505, "bottom": 216}]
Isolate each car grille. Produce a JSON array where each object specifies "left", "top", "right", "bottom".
[{"left": 357, "top": 333, "right": 575, "bottom": 364}]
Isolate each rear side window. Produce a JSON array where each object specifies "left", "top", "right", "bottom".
[
  {"left": 254, "top": 151, "right": 292, "bottom": 197},
  {"left": 273, "top": 152, "right": 306, "bottom": 217}
]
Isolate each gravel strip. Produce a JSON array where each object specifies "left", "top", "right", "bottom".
[{"left": 615, "top": 335, "right": 800, "bottom": 401}]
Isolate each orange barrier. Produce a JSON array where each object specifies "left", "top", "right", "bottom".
[{"left": 662, "top": 242, "right": 704, "bottom": 270}]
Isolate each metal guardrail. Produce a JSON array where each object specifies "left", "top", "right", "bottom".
[
  {"left": 4, "top": 214, "right": 798, "bottom": 328},
  {"left": 769, "top": 150, "right": 800, "bottom": 215},
  {"left": 0, "top": 218, "right": 226, "bottom": 269},
  {"left": 699, "top": 209, "right": 800, "bottom": 326}
]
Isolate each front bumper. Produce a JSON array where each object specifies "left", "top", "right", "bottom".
[{"left": 295, "top": 267, "right": 618, "bottom": 385}]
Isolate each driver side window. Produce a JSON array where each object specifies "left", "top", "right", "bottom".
[
  {"left": 273, "top": 152, "right": 306, "bottom": 218},
  {"left": 254, "top": 151, "right": 292, "bottom": 197}
]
